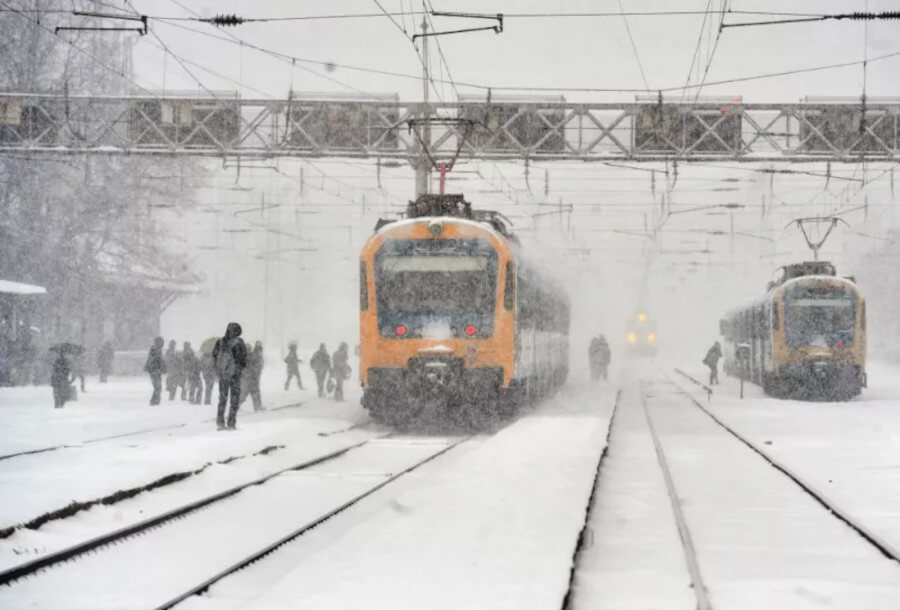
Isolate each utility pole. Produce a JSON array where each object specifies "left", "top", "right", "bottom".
[{"left": 414, "top": 16, "right": 431, "bottom": 197}]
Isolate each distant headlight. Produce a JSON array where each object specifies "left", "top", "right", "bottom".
[
  {"left": 628, "top": 332, "right": 637, "bottom": 343},
  {"left": 648, "top": 334, "right": 656, "bottom": 343}
]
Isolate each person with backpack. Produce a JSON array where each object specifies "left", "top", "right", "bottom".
[
  {"left": 284, "top": 342, "right": 303, "bottom": 391},
  {"left": 212, "top": 322, "right": 248, "bottom": 430},
  {"left": 310, "top": 343, "right": 331, "bottom": 398},
  {"left": 144, "top": 337, "right": 166, "bottom": 406},
  {"left": 703, "top": 341, "right": 723, "bottom": 386},
  {"left": 241, "top": 341, "right": 265, "bottom": 411}
]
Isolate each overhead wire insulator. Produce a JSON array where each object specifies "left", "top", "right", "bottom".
[{"left": 204, "top": 14, "right": 245, "bottom": 27}]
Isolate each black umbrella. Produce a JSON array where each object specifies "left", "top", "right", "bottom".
[{"left": 48, "top": 342, "right": 85, "bottom": 356}]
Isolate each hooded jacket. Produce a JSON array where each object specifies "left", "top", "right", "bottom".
[{"left": 213, "top": 322, "right": 248, "bottom": 378}]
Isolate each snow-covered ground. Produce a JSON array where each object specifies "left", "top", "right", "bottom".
[{"left": 2, "top": 363, "right": 900, "bottom": 609}]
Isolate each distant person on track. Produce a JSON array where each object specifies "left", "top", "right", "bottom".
[
  {"left": 241, "top": 340, "right": 265, "bottom": 412},
  {"left": 51, "top": 351, "right": 74, "bottom": 409},
  {"left": 284, "top": 342, "right": 303, "bottom": 391},
  {"left": 97, "top": 341, "right": 114, "bottom": 383},
  {"left": 703, "top": 341, "right": 723, "bottom": 386},
  {"left": 183, "top": 341, "right": 202, "bottom": 404},
  {"left": 588, "top": 335, "right": 611, "bottom": 381},
  {"left": 213, "top": 322, "right": 247, "bottom": 430},
  {"left": 144, "top": 337, "right": 166, "bottom": 406},
  {"left": 310, "top": 343, "right": 331, "bottom": 398},
  {"left": 330, "top": 342, "right": 351, "bottom": 402}
]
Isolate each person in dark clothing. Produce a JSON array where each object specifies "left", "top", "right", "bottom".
[
  {"left": 330, "top": 342, "right": 350, "bottom": 402},
  {"left": 213, "top": 322, "right": 247, "bottom": 430},
  {"left": 588, "top": 335, "right": 611, "bottom": 381},
  {"left": 183, "top": 341, "right": 202, "bottom": 404},
  {"left": 164, "top": 340, "right": 177, "bottom": 399},
  {"left": 310, "top": 344, "right": 331, "bottom": 398},
  {"left": 284, "top": 342, "right": 303, "bottom": 390},
  {"left": 167, "top": 347, "right": 187, "bottom": 401},
  {"left": 97, "top": 341, "right": 114, "bottom": 383},
  {"left": 144, "top": 337, "right": 166, "bottom": 406},
  {"left": 703, "top": 341, "right": 723, "bottom": 386},
  {"left": 200, "top": 347, "right": 216, "bottom": 405},
  {"left": 51, "top": 352, "right": 74, "bottom": 409},
  {"left": 241, "top": 341, "right": 265, "bottom": 411}
]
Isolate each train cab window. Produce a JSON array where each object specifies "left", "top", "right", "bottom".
[
  {"left": 503, "top": 261, "right": 515, "bottom": 310},
  {"left": 772, "top": 301, "right": 779, "bottom": 330},
  {"left": 359, "top": 261, "right": 368, "bottom": 311},
  {"left": 861, "top": 301, "right": 866, "bottom": 331}
]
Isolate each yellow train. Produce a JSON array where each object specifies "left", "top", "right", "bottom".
[
  {"left": 720, "top": 261, "right": 866, "bottom": 400},
  {"left": 625, "top": 312, "right": 658, "bottom": 356},
  {"left": 359, "top": 195, "right": 569, "bottom": 426}
]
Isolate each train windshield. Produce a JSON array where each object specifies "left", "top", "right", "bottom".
[
  {"left": 785, "top": 290, "right": 855, "bottom": 346},
  {"left": 375, "top": 240, "right": 498, "bottom": 316}
]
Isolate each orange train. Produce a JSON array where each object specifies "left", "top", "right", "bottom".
[{"left": 358, "top": 195, "right": 569, "bottom": 426}]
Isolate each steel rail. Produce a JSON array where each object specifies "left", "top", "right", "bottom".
[
  {"left": 0, "top": 431, "right": 383, "bottom": 586},
  {"left": 152, "top": 436, "right": 469, "bottom": 610},
  {"left": 667, "top": 371, "right": 900, "bottom": 565},
  {"left": 560, "top": 389, "right": 622, "bottom": 609},
  {"left": 640, "top": 381, "right": 713, "bottom": 610}
]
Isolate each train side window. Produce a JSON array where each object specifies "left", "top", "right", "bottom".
[
  {"left": 359, "top": 261, "right": 368, "bottom": 311},
  {"left": 861, "top": 301, "right": 866, "bottom": 330},
  {"left": 504, "top": 261, "right": 515, "bottom": 310},
  {"left": 771, "top": 301, "right": 779, "bottom": 330}
]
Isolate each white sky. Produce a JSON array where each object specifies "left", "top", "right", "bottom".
[{"left": 109, "top": 0, "right": 900, "bottom": 358}]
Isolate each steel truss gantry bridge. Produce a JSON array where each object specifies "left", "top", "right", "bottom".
[{"left": 0, "top": 92, "right": 898, "bottom": 163}]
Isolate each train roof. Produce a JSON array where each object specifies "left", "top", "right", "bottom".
[{"left": 373, "top": 194, "right": 519, "bottom": 245}]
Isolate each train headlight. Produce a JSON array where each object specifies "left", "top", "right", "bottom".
[
  {"left": 628, "top": 332, "right": 637, "bottom": 343},
  {"left": 638, "top": 313, "right": 646, "bottom": 321},
  {"left": 428, "top": 222, "right": 443, "bottom": 237},
  {"left": 648, "top": 334, "right": 656, "bottom": 343}
]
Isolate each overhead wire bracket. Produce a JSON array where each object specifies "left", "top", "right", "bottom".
[{"left": 413, "top": 12, "right": 503, "bottom": 41}]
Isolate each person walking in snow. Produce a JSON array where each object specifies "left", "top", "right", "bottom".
[
  {"left": 330, "top": 342, "right": 350, "bottom": 402},
  {"left": 310, "top": 343, "right": 331, "bottom": 398},
  {"left": 183, "top": 341, "right": 202, "bottom": 404},
  {"left": 703, "top": 341, "right": 723, "bottom": 386},
  {"left": 213, "top": 322, "right": 247, "bottom": 430},
  {"left": 200, "top": 342, "right": 216, "bottom": 405},
  {"left": 164, "top": 340, "right": 177, "bottom": 399},
  {"left": 241, "top": 340, "right": 265, "bottom": 411},
  {"left": 283, "top": 342, "right": 303, "bottom": 391},
  {"left": 144, "top": 337, "right": 166, "bottom": 406},
  {"left": 588, "top": 335, "right": 611, "bottom": 381},
  {"left": 51, "top": 351, "right": 74, "bottom": 409},
  {"left": 97, "top": 341, "right": 114, "bottom": 383}
]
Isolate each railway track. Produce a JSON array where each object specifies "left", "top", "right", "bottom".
[
  {"left": 668, "top": 369, "right": 900, "bottom": 564},
  {"left": 560, "top": 389, "right": 622, "bottom": 610},
  {"left": 0, "top": 434, "right": 468, "bottom": 609},
  {"left": 0, "top": 400, "right": 306, "bottom": 462}
]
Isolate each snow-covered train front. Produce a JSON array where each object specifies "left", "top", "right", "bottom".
[{"left": 358, "top": 195, "right": 569, "bottom": 427}]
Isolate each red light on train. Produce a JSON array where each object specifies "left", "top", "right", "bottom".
[
  {"left": 836, "top": 339, "right": 844, "bottom": 346},
  {"left": 464, "top": 324, "right": 476, "bottom": 337},
  {"left": 396, "top": 324, "right": 408, "bottom": 336}
]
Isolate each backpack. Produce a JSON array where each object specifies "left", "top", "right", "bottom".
[{"left": 216, "top": 339, "right": 236, "bottom": 378}]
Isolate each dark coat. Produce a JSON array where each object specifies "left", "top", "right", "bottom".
[
  {"left": 284, "top": 348, "right": 300, "bottom": 370},
  {"left": 310, "top": 348, "right": 331, "bottom": 375},
  {"left": 213, "top": 323, "right": 247, "bottom": 378},
  {"left": 144, "top": 345, "right": 166, "bottom": 375},
  {"left": 97, "top": 344, "right": 114, "bottom": 369},
  {"left": 51, "top": 355, "right": 72, "bottom": 388},
  {"left": 183, "top": 347, "right": 201, "bottom": 378},
  {"left": 331, "top": 347, "right": 350, "bottom": 380},
  {"left": 703, "top": 344, "right": 723, "bottom": 367}
]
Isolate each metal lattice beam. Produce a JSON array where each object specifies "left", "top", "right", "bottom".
[{"left": 0, "top": 93, "right": 898, "bottom": 162}]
